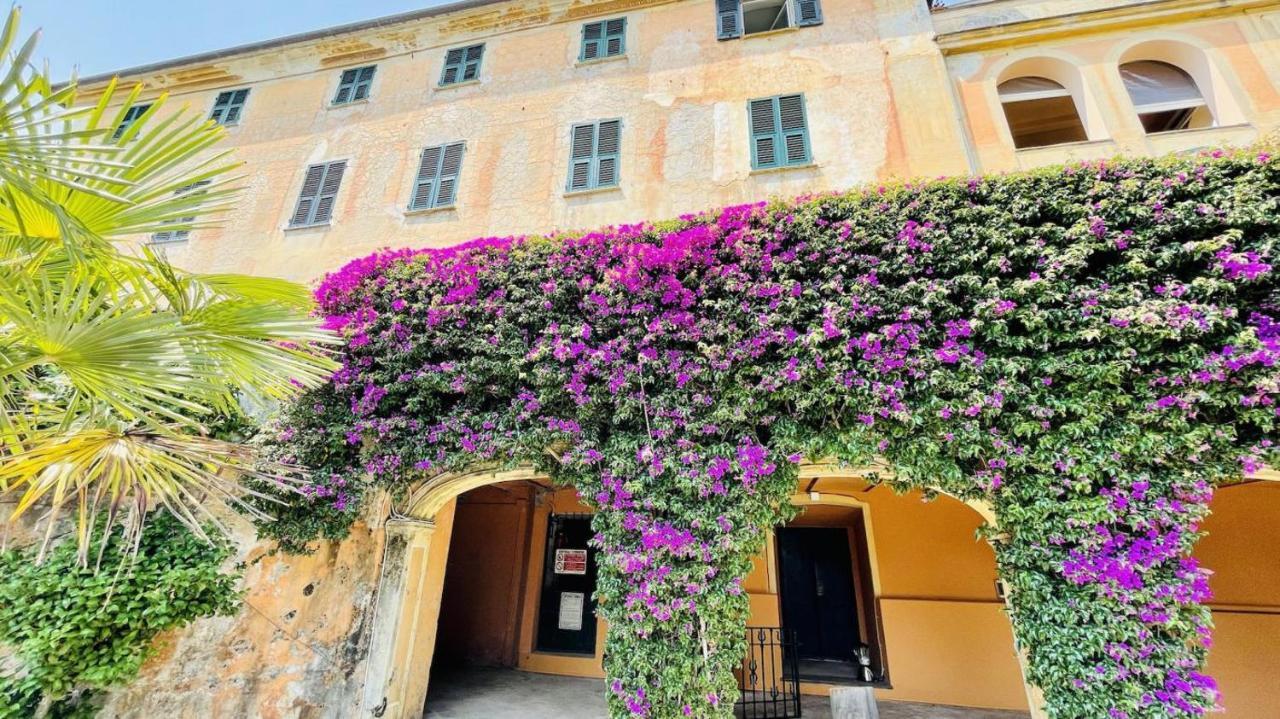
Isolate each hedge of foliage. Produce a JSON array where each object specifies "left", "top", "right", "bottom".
[
  {"left": 0, "top": 514, "right": 241, "bottom": 718},
  {"left": 270, "top": 148, "right": 1278, "bottom": 718}
]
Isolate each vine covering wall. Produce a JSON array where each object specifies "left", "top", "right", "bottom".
[{"left": 271, "top": 149, "right": 1278, "bottom": 718}]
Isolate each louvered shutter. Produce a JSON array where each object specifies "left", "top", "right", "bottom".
[
  {"left": 716, "top": 0, "right": 742, "bottom": 40},
  {"left": 210, "top": 93, "right": 230, "bottom": 124},
  {"left": 436, "top": 143, "right": 465, "bottom": 206},
  {"left": 312, "top": 161, "right": 346, "bottom": 223},
  {"left": 777, "top": 94, "right": 810, "bottom": 165},
  {"left": 568, "top": 123, "right": 596, "bottom": 192},
  {"left": 582, "top": 21, "right": 604, "bottom": 61},
  {"left": 290, "top": 165, "right": 326, "bottom": 226},
  {"left": 353, "top": 66, "right": 375, "bottom": 101},
  {"left": 794, "top": 0, "right": 822, "bottom": 26},
  {"left": 334, "top": 69, "right": 356, "bottom": 104},
  {"left": 441, "top": 48, "right": 464, "bottom": 85},
  {"left": 749, "top": 98, "right": 779, "bottom": 168},
  {"left": 605, "top": 18, "right": 625, "bottom": 56},
  {"left": 595, "top": 120, "right": 621, "bottom": 187},
  {"left": 463, "top": 45, "right": 483, "bottom": 81},
  {"left": 411, "top": 146, "right": 444, "bottom": 210}
]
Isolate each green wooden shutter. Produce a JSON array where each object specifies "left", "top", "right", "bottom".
[
  {"left": 604, "top": 18, "right": 626, "bottom": 56},
  {"left": 794, "top": 0, "right": 823, "bottom": 26},
  {"left": 595, "top": 119, "right": 621, "bottom": 187},
  {"left": 777, "top": 94, "right": 811, "bottom": 165},
  {"left": 112, "top": 104, "right": 152, "bottom": 141},
  {"left": 152, "top": 180, "right": 211, "bottom": 243},
  {"left": 716, "top": 0, "right": 742, "bottom": 40},
  {"left": 410, "top": 143, "right": 465, "bottom": 210},
  {"left": 352, "top": 66, "right": 375, "bottom": 101},
  {"left": 290, "top": 161, "right": 345, "bottom": 226},
  {"left": 334, "top": 67, "right": 374, "bottom": 104},
  {"left": 568, "top": 123, "right": 596, "bottom": 192},
  {"left": 441, "top": 45, "right": 483, "bottom": 85},
  {"left": 581, "top": 21, "right": 604, "bottom": 61},
  {"left": 210, "top": 89, "right": 249, "bottom": 125},
  {"left": 749, "top": 98, "right": 779, "bottom": 169},
  {"left": 462, "top": 45, "right": 484, "bottom": 81},
  {"left": 334, "top": 69, "right": 357, "bottom": 104}
]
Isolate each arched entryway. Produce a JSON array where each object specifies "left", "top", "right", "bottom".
[{"left": 358, "top": 464, "right": 1041, "bottom": 719}]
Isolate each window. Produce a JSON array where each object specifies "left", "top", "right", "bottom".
[
  {"left": 1120, "top": 60, "right": 1213, "bottom": 134},
  {"left": 581, "top": 18, "right": 626, "bottom": 61},
  {"left": 333, "top": 66, "right": 375, "bottom": 105},
  {"left": 112, "top": 104, "right": 151, "bottom": 141},
  {"left": 717, "top": 0, "right": 822, "bottom": 40},
  {"left": 409, "top": 142, "right": 465, "bottom": 211},
  {"left": 151, "top": 180, "right": 211, "bottom": 244},
  {"left": 567, "top": 119, "right": 621, "bottom": 192},
  {"left": 998, "top": 76, "right": 1088, "bottom": 149},
  {"left": 210, "top": 89, "right": 249, "bottom": 125},
  {"left": 749, "top": 94, "right": 811, "bottom": 169},
  {"left": 289, "top": 161, "right": 346, "bottom": 227},
  {"left": 440, "top": 44, "right": 484, "bottom": 86}
]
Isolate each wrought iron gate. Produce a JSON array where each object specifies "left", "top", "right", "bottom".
[{"left": 734, "top": 627, "right": 802, "bottom": 718}]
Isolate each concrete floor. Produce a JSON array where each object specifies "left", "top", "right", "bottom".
[{"left": 423, "top": 666, "right": 1030, "bottom": 719}]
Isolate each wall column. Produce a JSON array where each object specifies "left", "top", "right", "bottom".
[{"left": 360, "top": 516, "right": 440, "bottom": 718}]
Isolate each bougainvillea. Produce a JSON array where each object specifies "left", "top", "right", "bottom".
[{"left": 270, "top": 148, "right": 1279, "bottom": 718}]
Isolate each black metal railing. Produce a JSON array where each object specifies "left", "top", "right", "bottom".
[{"left": 734, "top": 627, "right": 802, "bottom": 719}]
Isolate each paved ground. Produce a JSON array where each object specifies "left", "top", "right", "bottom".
[{"left": 424, "top": 666, "right": 1030, "bottom": 719}]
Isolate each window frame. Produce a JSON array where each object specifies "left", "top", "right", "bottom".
[
  {"left": 748, "top": 94, "right": 812, "bottom": 170},
  {"left": 209, "top": 88, "right": 250, "bottom": 126},
  {"left": 439, "top": 44, "right": 485, "bottom": 87},
  {"left": 288, "top": 160, "right": 348, "bottom": 228},
  {"left": 408, "top": 142, "right": 466, "bottom": 212},
  {"left": 717, "top": 0, "right": 822, "bottom": 40},
  {"left": 566, "top": 119, "right": 623, "bottom": 193},
  {"left": 580, "top": 17, "right": 627, "bottom": 62},
  {"left": 150, "top": 180, "right": 212, "bottom": 245},
  {"left": 111, "top": 103, "right": 152, "bottom": 141},
  {"left": 332, "top": 66, "right": 376, "bottom": 106}
]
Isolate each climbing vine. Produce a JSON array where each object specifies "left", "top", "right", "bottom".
[
  {"left": 0, "top": 513, "right": 241, "bottom": 718},
  {"left": 271, "top": 148, "right": 1279, "bottom": 718}
]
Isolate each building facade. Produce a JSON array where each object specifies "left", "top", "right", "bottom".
[{"left": 74, "top": 0, "right": 1280, "bottom": 717}]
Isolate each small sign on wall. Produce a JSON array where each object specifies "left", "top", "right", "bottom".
[
  {"left": 554, "top": 548, "right": 588, "bottom": 575},
  {"left": 558, "top": 591, "right": 585, "bottom": 631}
]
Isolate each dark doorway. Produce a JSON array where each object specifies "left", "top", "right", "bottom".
[
  {"left": 777, "top": 526, "right": 863, "bottom": 682},
  {"left": 535, "top": 514, "right": 599, "bottom": 655}
]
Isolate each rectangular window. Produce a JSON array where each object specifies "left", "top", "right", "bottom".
[
  {"left": 333, "top": 66, "right": 376, "bottom": 105},
  {"left": 289, "top": 161, "right": 347, "bottom": 227},
  {"left": 209, "top": 89, "right": 250, "bottom": 125},
  {"left": 566, "top": 119, "right": 621, "bottom": 193},
  {"left": 749, "top": 94, "right": 812, "bottom": 169},
  {"left": 580, "top": 18, "right": 626, "bottom": 61},
  {"left": 112, "top": 103, "right": 152, "bottom": 141},
  {"left": 409, "top": 142, "right": 465, "bottom": 211},
  {"left": 151, "top": 180, "right": 211, "bottom": 244},
  {"left": 440, "top": 44, "right": 484, "bottom": 86},
  {"left": 717, "top": 0, "right": 822, "bottom": 40}
]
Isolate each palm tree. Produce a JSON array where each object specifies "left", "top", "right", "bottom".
[{"left": 0, "top": 7, "right": 336, "bottom": 562}]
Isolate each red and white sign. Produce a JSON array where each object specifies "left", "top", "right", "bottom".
[{"left": 554, "top": 548, "right": 588, "bottom": 575}]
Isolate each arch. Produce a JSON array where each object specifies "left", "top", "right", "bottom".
[
  {"left": 401, "top": 464, "right": 544, "bottom": 520},
  {"left": 1115, "top": 38, "right": 1246, "bottom": 128},
  {"left": 989, "top": 55, "right": 1105, "bottom": 149}
]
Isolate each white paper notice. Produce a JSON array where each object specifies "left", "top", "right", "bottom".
[{"left": 558, "top": 591, "right": 585, "bottom": 631}]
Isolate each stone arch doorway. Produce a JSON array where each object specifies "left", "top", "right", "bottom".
[{"left": 357, "top": 464, "right": 1042, "bottom": 719}]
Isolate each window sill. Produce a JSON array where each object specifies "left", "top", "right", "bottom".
[
  {"left": 742, "top": 25, "right": 800, "bottom": 40},
  {"left": 329, "top": 98, "right": 370, "bottom": 109},
  {"left": 576, "top": 54, "right": 626, "bottom": 68},
  {"left": 1013, "top": 137, "right": 1112, "bottom": 153},
  {"left": 284, "top": 222, "right": 332, "bottom": 232},
  {"left": 436, "top": 78, "right": 481, "bottom": 91},
  {"left": 1144, "top": 122, "right": 1252, "bottom": 138},
  {"left": 148, "top": 239, "right": 189, "bottom": 246},
  {"left": 405, "top": 205, "right": 457, "bottom": 217},
  {"left": 750, "top": 162, "right": 818, "bottom": 175},
  {"left": 564, "top": 184, "right": 621, "bottom": 198}
]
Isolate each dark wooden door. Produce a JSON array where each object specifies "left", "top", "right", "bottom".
[
  {"left": 777, "top": 527, "right": 859, "bottom": 663},
  {"left": 535, "top": 515, "right": 598, "bottom": 655}
]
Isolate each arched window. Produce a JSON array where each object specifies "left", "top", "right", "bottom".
[
  {"left": 998, "top": 76, "right": 1089, "bottom": 149},
  {"left": 1120, "top": 60, "right": 1213, "bottom": 133}
]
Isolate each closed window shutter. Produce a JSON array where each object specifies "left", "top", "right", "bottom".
[
  {"left": 594, "top": 120, "right": 621, "bottom": 187},
  {"left": 211, "top": 89, "right": 249, "bottom": 124},
  {"left": 152, "top": 180, "right": 212, "bottom": 243},
  {"left": 778, "top": 94, "right": 810, "bottom": 165},
  {"left": 353, "top": 66, "right": 375, "bottom": 101},
  {"left": 749, "top": 98, "right": 779, "bottom": 168},
  {"left": 312, "top": 161, "right": 346, "bottom": 223},
  {"left": 112, "top": 104, "right": 151, "bottom": 141},
  {"left": 605, "top": 18, "right": 626, "bottom": 56},
  {"left": 794, "top": 0, "right": 823, "bottom": 26},
  {"left": 290, "top": 162, "right": 345, "bottom": 226},
  {"left": 442, "top": 46, "right": 483, "bottom": 85},
  {"left": 582, "top": 22, "right": 603, "bottom": 60},
  {"left": 716, "top": 0, "right": 742, "bottom": 40},
  {"left": 568, "top": 123, "right": 596, "bottom": 192},
  {"left": 411, "top": 146, "right": 443, "bottom": 210},
  {"left": 436, "top": 143, "right": 465, "bottom": 207},
  {"left": 334, "top": 69, "right": 356, "bottom": 104},
  {"left": 463, "top": 45, "right": 483, "bottom": 81}
]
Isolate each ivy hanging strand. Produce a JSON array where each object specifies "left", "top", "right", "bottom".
[{"left": 267, "top": 148, "right": 1279, "bottom": 719}]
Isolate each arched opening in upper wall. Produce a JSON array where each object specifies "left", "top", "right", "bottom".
[
  {"left": 1117, "top": 39, "right": 1246, "bottom": 131},
  {"left": 994, "top": 56, "right": 1102, "bottom": 150}
]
